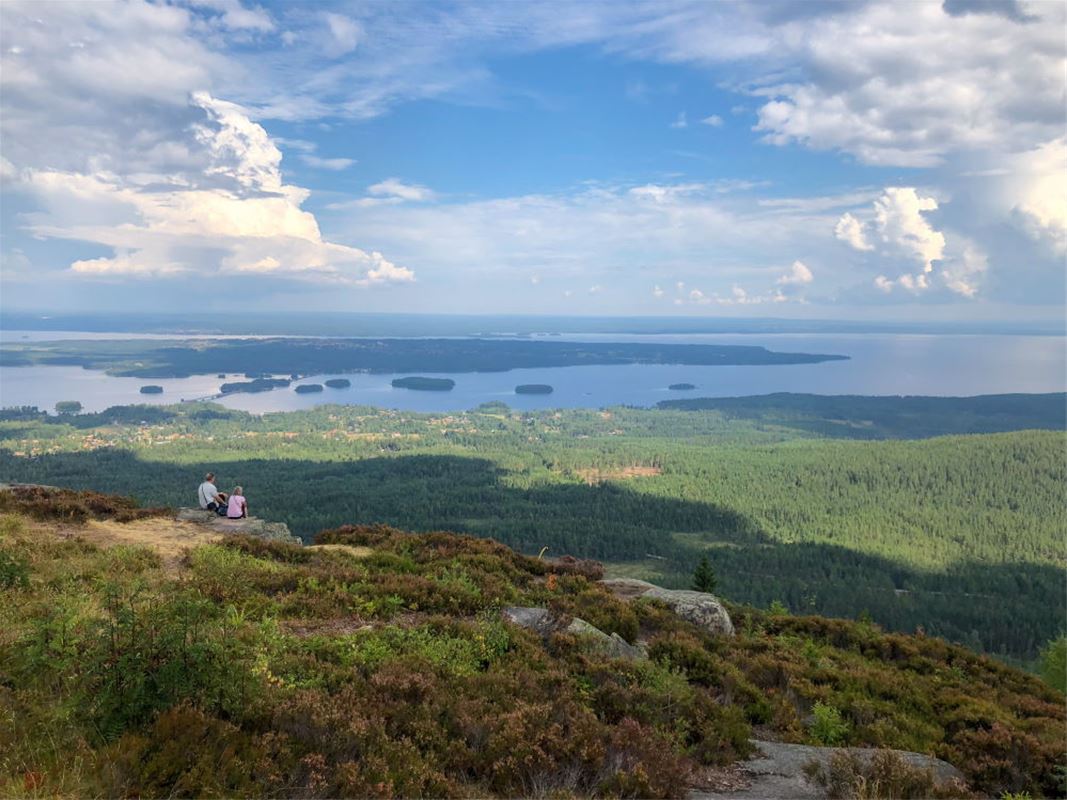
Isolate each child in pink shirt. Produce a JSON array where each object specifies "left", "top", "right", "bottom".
[{"left": 227, "top": 487, "right": 248, "bottom": 518}]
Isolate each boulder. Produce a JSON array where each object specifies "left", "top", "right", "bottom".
[
  {"left": 600, "top": 577, "right": 734, "bottom": 636},
  {"left": 502, "top": 606, "right": 646, "bottom": 660},
  {"left": 175, "top": 508, "right": 301, "bottom": 545},
  {"left": 688, "top": 740, "right": 966, "bottom": 800}
]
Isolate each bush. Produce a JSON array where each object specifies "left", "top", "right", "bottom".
[
  {"left": 0, "top": 547, "right": 29, "bottom": 589},
  {"left": 1038, "top": 636, "right": 1066, "bottom": 695},
  {"left": 79, "top": 586, "right": 267, "bottom": 740},
  {"left": 0, "top": 486, "right": 169, "bottom": 523},
  {"left": 810, "top": 702, "right": 850, "bottom": 746},
  {"left": 804, "top": 750, "right": 977, "bottom": 799}
]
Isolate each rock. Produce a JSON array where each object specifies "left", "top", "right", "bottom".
[
  {"left": 502, "top": 606, "right": 646, "bottom": 660},
  {"left": 601, "top": 578, "right": 734, "bottom": 636},
  {"left": 502, "top": 606, "right": 556, "bottom": 636},
  {"left": 688, "top": 740, "right": 965, "bottom": 800},
  {"left": 174, "top": 508, "right": 301, "bottom": 545}
]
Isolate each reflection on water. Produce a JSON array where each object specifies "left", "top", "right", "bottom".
[{"left": 1, "top": 334, "right": 1064, "bottom": 414}]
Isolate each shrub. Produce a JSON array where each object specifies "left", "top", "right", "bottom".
[
  {"left": 0, "top": 547, "right": 29, "bottom": 589},
  {"left": 98, "top": 705, "right": 294, "bottom": 798},
  {"left": 810, "top": 701, "right": 850, "bottom": 746},
  {"left": 1037, "top": 636, "right": 1066, "bottom": 695},
  {"left": 80, "top": 586, "right": 267, "bottom": 740},
  {"left": 0, "top": 486, "right": 169, "bottom": 523},
  {"left": 804, "top": 750, "right": 977, "bottom": 799}
]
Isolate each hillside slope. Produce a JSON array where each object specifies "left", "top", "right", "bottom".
[{"left": 0, "top": 488, "right": 1063, "bottom": 798}]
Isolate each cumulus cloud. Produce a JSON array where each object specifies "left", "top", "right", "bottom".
[
  {"left": 834, "top": 213, "right": 873, "bottom": 251},
  {"left": 777, "top": 260, "right": 813, "bottom": 285},
  {"left": 1005, "top": 138, "right": 1067, "bottom": 255},
  {"left": 0, "top": 2, "right": 412, "bottom": 290},
  {"left": 940, "top": 242, "right": 987, "bottom": 298},
  {"left": 836, "top": 188, "right": 948, "bottom": 293},
  {"left": 11, "top": 93, "right": 413, "bottom": 286},
  {"left": 873, "top": 188, "right": 946, "bottom": 274},
  {"left": 700, "top": 114, "right": 724, "bottom": 127},
  {"left": 669, "top": 111, "right": 688, "bottom": 129}
]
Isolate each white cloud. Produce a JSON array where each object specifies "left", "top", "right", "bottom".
[
  {"left": 187, "top": 0, "right": 274, "bottom": 32},
  {"left": 322, "top": 12, "right": 361, "bottom": 57},
  {"left": 838, "top": 188, "right": 946, "bottom": 287},
  {"left": 1006, "top": 138, "right": 1067, "bottom": 255},
  {"left": 834, "top": 213, "right": 873, "bottom": 251},
  {"left": 669, "top": 111, "right": 688, "bottom": 129},
  {"left": 652, "top": 284, "right": 664, "bottom": 297},
  {"left": 299, "top": 155, "right": 357, "bottom": 170},
  {"left": 11, "top": 93, "right": 414, "bottom": 286},
  {"left": 746, "top": 3, "right": 1066, "bottom": 167},
  {"left": 940, "top": 242, "right": 987, "bottom": 298},
  {"left": 872, "top": 188, "right": 945, "bottom": 274},
  {"left": 777, "top": 260, "right": 813, "bottom": 285},
  {"left": 367, "top": 178, "right": 436, "bottom": 202},
  {"left": 700, "top": 114, "right": 723, "bottom": 127}
]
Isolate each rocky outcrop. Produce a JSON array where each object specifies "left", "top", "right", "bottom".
[
  {"left": 689, "top": 740, "right": 966, "bottom": 800},
  {"left": 502, "top": 606, "right": 646, "bottom": 660},
  {"left": 175, "top": 508, "right": 301, "bottom": 545},
  {"left": 600, "top": 577, "right": 734, "bottom": 636}
]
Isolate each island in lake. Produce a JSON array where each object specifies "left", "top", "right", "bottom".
[
  {"left": 515, "top": 384, "right": 553, "bottom": 395},
  {"left": 668, "top": 383, "right": 697, "bottom": 391},
  {"left": 392, "top": 376, "right": 456, "bottom": 392},
  {"left": 139, "top": 385, "right": 164, "bottom": 394},
  {"left": 295, "top": 383, "right": 324, "bottom": 394},
  {"left": 220, "top": 378, "right": 291, "bottom": 394},
  {"left": 0, "top": 337, "right": 849, "bottom": 379},
  {"left": 324, "top": 378, "right": 351, "bottom": 389}
]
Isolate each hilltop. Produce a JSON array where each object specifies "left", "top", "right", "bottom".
[{"left": 0, "top": 487, "right": 1063, "bottom": 798}]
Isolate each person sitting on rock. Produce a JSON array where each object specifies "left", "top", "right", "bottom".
[
  {"left": 226, "top": 486, "right": 248, "bottom": 519},
  {"left": 197, "top": 472, "right": 228, "bottom": 516}
]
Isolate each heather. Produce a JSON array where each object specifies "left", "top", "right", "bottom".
[{"left": 1, "top": 501, "right": 1064, "bottom": 798}]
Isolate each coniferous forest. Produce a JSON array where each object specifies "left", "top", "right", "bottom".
[{"left": 1, "top": 395, "right": 1062, "bottom": 662}]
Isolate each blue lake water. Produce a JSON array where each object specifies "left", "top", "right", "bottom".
[{"left": 0, "top": 332, "right": 1064, "bottom": 414}]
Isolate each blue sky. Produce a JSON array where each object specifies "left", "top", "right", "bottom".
[{"left": 0, "top": 0, "right": 1064, "bottom": 322}]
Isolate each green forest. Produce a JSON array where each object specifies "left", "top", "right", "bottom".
[{"left": 0, "top": 396, "right": 1063, "bottom": 661}]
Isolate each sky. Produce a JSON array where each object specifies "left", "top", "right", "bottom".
[{"left": 0, "top": 0, "right": 1064, "bottom": 323}]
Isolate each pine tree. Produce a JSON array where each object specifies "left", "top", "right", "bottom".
[{"left": 692, "top": 554, "right": 717, "bottom": 593}]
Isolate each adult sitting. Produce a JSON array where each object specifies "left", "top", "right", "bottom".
[
  {"left": 226, "top": 486, "right": 248, "bottom": 519},
  {"left": 197, "top": 472, "right": 228, "bottom": 516}
]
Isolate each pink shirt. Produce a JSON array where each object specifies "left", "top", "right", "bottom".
[{"left": 227, "top": 494, "right": 247, "bottom": 518}]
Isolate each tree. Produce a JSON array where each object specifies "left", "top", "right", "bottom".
[
  {"left": 55, "top": 401, "right": 83, "bottom": 415},
  {"left": 691, "top": 554, "right": 717, "bottom": 593},
  {"left": 1039, "top": 635, "right": 1066, "bottom": 694}
]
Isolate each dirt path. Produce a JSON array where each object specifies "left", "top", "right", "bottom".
[{"left": 47, "top": 517, "right": 221, "bottom": 573}]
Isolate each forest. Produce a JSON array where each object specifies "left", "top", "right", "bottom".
[
  {"left": 0, "top": 336, "right": 846, "bottom": 377},
  {"left": 0, "top": 394, "right": 1062, "bottom": 662}
]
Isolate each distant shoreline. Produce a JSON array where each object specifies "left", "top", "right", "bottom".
[{"left": 1, "top": 310, "right": 1062, "bottom": 338}]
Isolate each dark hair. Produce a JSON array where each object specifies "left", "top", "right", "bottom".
[{"left": 205, "top": 472, "right": 214, "bottom": 480}]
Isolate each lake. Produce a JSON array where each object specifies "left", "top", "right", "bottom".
[{"left": 1, "top": 332, "right": 1064, "bottom": 414}]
